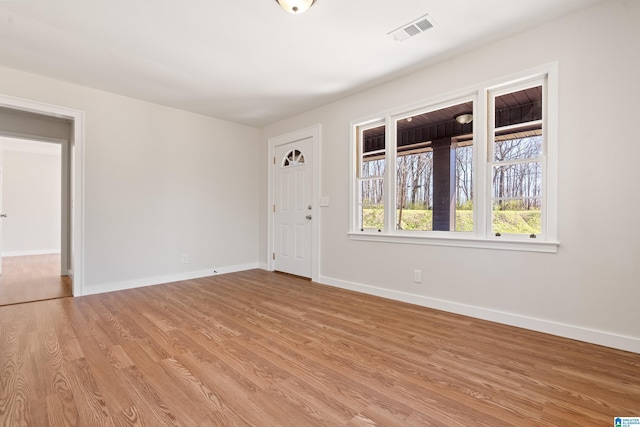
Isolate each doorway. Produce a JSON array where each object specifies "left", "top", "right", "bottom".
[
  {"left": 268, "top": 125, "right": 320, "bottom": 281},
  {"left": 0, "top": 138, "right": 71, "bottom": 305},
  {"left": 0, "top": 94, "right": 85, "bottom": 300}
]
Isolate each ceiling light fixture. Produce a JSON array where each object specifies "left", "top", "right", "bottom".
[
  {"left": 455, "top": 113, "right": 473, "bottom": 125},
  {"left": 275, "top": 0, "right": 316, "bottom": 14}
]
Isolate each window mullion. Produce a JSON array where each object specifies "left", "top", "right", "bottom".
[
  {"left": 474, "top": 89, "right": 489, "bottom": 239},
  {"left": 384, "top": 117, "right": 396, "bottom": 233}
]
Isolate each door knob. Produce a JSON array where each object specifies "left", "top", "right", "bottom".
[
  {"left": 0, "top": 214, "right": 6, "bottom": 218},
  {"left": 306, "top": 215, "right": 312, "bottom": 220}
]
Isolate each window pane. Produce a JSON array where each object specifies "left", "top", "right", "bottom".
[
  {"left": 362, "top": 158, "right": 385, "bottom": 178},
  {"left": 360, "top": 177, "right": 384, "bottom": 204},
  {"left": 362, "top": 125, "right": 385, "bottom": 152},
  {"left": 395, "top": 101, "right": 474, "bottom": 231},
  {"left": 396, "top": 151, "right": 433, "bottom": 231},
  {"left": 494, "top": 85, "right": 543, "bottom": 163},
  {"left": 492, "top": 199, "right": 541, "bottom": 235},
  {"left": 492, "top": 161, "right": 542, "bottom": 200},
  {"left": 455, "top": 144, "right": 474, "bottom": 232},
  {"left": 494, "top": 135, "right": 542, "bottom": 162},
  {"left": 361, "top": 204, "right": 384, "bottom": 230},
  {"left": 361, "top": 124, "right": 385, "bottom": 177},
  {"left": 359, "top": 178, "right": 384, "bottom": 230},
  {"left": 283, "top": 149, "right": 305, "bottom": 167},
  {"left": 396, "top": 151, "right": 433, "bottom": 209},
  {"left": 494, "top": 86, "right": 542, "bottom": 128}
]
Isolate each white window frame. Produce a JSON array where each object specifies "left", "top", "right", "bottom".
[
  {"left": 354, "top": 119, "right": 387, "bottom": 233},
  {"left": 349, "top": 63, "right": 559, "bottom": 253},
  {"left": 487, "top": 78, "right": 547, "bottom": 241},
  {"left": 391, "top": 94, "right": 476, "bottom": 235}
]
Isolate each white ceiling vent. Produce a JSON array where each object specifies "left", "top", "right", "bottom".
[{"left": 389, "top": 14, "right": 435, "bottom": 42}]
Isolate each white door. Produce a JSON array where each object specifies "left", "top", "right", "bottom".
[
  {"left": 0, "top": 150, "right": 3, "bottom": 274},
  {"left": 274, "top": 138, "right": 313, "bottom": 278}
]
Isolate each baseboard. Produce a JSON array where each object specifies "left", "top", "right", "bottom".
[
  {"left": 318, "top": 275, "right": 640, "bottom": 354},
  {"left": 258, "top": 262, "right": 269, "bottom": 271},
  {"left": 2, "top": 249, "right": 61, "bottom": 257},
  {"left": 83, "top": 262, "right": 259, "bottom": 297}
]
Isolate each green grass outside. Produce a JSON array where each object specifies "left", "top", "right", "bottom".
[{"left": 363, "top": 209, "right": 541, "bottom": 234}]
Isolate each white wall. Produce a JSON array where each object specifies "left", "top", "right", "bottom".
[
  {"left": 260, "top": 0, "right": 640, "bottom": 352},
  {"left": 1, "top": 140, "right": 61, "bottom": 256},
  {"left": 0, "top": 66, "right": 260, "bottom": 295}
]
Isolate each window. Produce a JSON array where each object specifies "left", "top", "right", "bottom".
[
  {"left": 490, "top": 83, "right": 544, "bottom": 238},
  {"left": 356, "top": 122, "right": 385, "bottom": 231},
  {"left": 283, "top": 149, "right": 305, "bottom": 167},
  {"left": 350, "top": 65, "right": 558, "bottom": 252},
  {"left": 394, "top": 100, "right": 474, "bottom": 232}
]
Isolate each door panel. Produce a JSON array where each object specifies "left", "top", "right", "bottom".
[
  {"left": 274, "top": 139, "right": 312, "bottom": 278},
  {"left": 0, "top": 152, "right": 3, "bottom": 274}
]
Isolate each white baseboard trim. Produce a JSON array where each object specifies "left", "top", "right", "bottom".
[
  {"left": 318, "top": 275, "right": 640, "bottom": 354},
  {"left": 2, "top": 249, "right": 61, "bottom": 257},
  {"left": 258, "top": 262, "right": 269, "bottom": 271},
  {"left": 83, "top": 262, "right": 259, "bottom": 297}
]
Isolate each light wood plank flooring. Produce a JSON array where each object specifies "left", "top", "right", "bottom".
[
  {"left": 1, "top": 269, "right": 638, "bottom": 426},
  {"left": 0, "top": 254, "right": 72, "bottom": 306}
]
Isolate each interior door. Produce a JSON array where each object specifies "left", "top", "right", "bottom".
[
  {"left": 0, "top": 150, "right": 3, "bottom": 275},
  {"left": 273, "top": 138, "right": 313, "bottom": 278}
]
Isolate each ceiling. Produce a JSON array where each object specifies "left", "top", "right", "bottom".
[{"left": 0, "top": 0, "right": 602, "bottom": 128}]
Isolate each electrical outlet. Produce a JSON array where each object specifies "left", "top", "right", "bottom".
[
  {"left": 414, "top": 269, "right": 422, "bottom": 283},
  {"left": 182, "top": 254, "right": 189, "bottom": 264}
]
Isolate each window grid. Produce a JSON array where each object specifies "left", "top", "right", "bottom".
[
  {"left": 488, "top": 78, "right": 547, "bottom": 239},
  {"left": 356, "top": 122, "right": 386, "bottom": 231}
]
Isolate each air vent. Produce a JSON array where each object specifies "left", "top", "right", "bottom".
[{"left": 389, "top": 14, "right": 435, "bottom": 42}]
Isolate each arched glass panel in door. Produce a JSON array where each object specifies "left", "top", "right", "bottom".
[{"left": 282, "top": 149, "right": 305, "bottom": 167}]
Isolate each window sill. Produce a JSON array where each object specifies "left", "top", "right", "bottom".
[{"left": 348, "top": 232, "right": 559, "bottom": 253}]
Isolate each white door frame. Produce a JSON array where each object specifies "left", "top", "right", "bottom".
[
  {"left": 0, "top": 93, "right": 85, "bottom": 297},
  {"left": 268, "top": 125, "right": 320, "bottom": 282}
]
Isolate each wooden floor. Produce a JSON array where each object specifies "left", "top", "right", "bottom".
[
  {"left": 1, "top": 270, "right": 638, "bottom": 426},
  {"left": 0, "top": 254, "right": 72, "bottom": 306}
]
